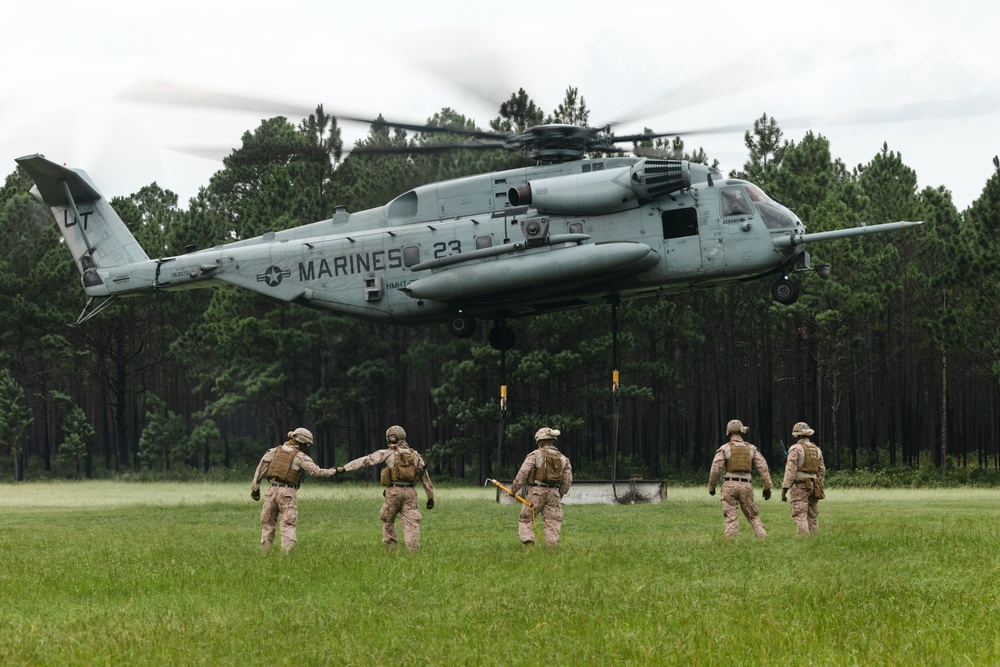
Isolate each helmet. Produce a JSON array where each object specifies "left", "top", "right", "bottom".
[
  {"left": 534, "top": 427, "right": 561, "bottom": 442},
  {"left": 792, "top": 421, "right": 815, "bottom": 437},
  {"left": 288, "top": 427, "right": 313, "bottom": 447},
  {"left": 726, "top": 419, "right": 749, "bottom": 435},
  {"left": 385, "top": 425, "right": 407, "bottom": 445}
]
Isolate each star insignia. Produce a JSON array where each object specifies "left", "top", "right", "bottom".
[{"left": 257, "top": 265, "right": 291, "bottom": 287}]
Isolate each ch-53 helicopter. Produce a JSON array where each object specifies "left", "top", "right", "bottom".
[{"left": 15, "top": 110, "right": 921, "bottom": 346}]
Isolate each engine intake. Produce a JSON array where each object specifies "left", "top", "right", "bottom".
[{"left": 629, "top": 159, "right": 692, "bottom": 200}]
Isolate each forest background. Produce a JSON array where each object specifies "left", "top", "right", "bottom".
[{"left": 2, "top": 87, "right": 999, "bottom": 487}]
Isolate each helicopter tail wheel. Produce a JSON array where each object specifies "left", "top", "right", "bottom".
[
  {"left": 771, "top": 276, "right": 800, "bottom": 305},
  {"left": 448, "top": 312, "right": 477, "bottom": 338}
]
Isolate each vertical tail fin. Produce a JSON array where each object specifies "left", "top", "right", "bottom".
[{"left": 15, "top": 155, "right": 150, "bottom": 281}]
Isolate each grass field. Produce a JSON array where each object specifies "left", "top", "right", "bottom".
[{"left": 1, "top": 481, "right": 997, "bottom": 666}]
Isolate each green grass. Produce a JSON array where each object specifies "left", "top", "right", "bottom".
[{"left": 0, "top": 482, "right": 998, "bottom": 665}]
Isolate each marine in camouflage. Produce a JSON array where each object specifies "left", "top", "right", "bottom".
[
  {"left": 509, "top": 429, "right": 573, "bottom": 548},
  {"left": 708, "top": 422, "right": 772, "bottom": 539},
  {"left": 339, "top": 435, "right": 435, "bottom": 552},
  {"left": 250, "top": 431, "right": 336, "bottom": 552},
  {"left": 782, "top": 423, "right": 826, "bottom": 534}
]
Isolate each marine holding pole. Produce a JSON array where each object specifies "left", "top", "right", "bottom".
[{"left": 507, "top": 427, "right": 573, "bottom": 548}]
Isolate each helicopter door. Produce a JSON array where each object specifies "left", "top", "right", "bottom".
[
  {"left": 660, "top": 207, "right": 702, "bottom": 273},
  {"left": 719, "top": 187, "right": 757, "bottom": 268}
]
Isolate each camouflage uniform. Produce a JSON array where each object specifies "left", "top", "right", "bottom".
[
  {"left": 707, "top": 419, "right": 772, "bottom": 539},
  {"left": 250, "top": 428, "right": 336, "bottom": 552},
  {"left": 782, "top": 422, "right": 826, "bottom": 534},
  {"left": 337, "top": 426, "right": 435, "bottom": 552},
  {"left": 509, "top": 427, "right": 573, "bottom": 548}
]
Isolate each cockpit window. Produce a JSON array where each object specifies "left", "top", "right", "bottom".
[
  {"left": 720, "top": 188, "right": 752, "bottom": 217},
  {"left": 755, "top": 201, "right": 797, "bottom": 229},
  {"left": 722, "top": 183, "right": 796, "bottom": 229},
  {"left": 743, "top": 184, "right": 771, "bottom": 203}
]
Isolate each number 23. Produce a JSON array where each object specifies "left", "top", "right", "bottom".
[{"left": 433, "top": 240, "right": 461, "bottom": 258}]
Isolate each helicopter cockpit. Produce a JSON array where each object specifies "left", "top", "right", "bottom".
[{"left": 726, "top": 181, "right": 801, "bottom": 231}]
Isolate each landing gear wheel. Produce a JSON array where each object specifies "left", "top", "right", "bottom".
[
  {"left": 447, "top": 312, "right": 477, "bottom": 338},
  {"left": 771, "top": 277, "right": 800, "bottom": 305},
  {"left": 488, "top": 323, "right": 516, "bottom": 351}
]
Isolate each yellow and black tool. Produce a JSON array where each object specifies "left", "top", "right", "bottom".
[
  {"left": 486, "top": 478, "right": 531, "bottom": 507},
  {"left": 486, "top": 478, "right": 581, "bottom": 552},
  {"left": 486, "top": 478, "right": 543, "bottom": 543}
]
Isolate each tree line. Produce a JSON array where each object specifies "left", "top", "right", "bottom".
[{"left": 2, "top": 87, "right": 999, "bottom": 484}]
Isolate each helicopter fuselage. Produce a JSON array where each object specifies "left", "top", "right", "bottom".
[
  {"left": 18, "top": 153, "right": 918, "bottom": 332},
  {"left": 87, "top": 158, "right": 802, "bottom": 320}
]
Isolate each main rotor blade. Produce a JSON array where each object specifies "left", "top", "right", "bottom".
[
  {"left": 116, "top": 78, "right": 316, "bottom": 116},
  {"left": 166, "top": 145, "right": 236, "bottom": 161},
  {"left": 604, "top": 45, "right": 884, "bottom": 130},
  {"left": 378, "top": 24, "right": 516, "bottom": 114},
  {"left": 776, "top": 93, "right": 1000, "bottom": 129},
  {"left": 352, "top": 141, "right": 510, "bottom": 155},
  {"left": 611, "top": 124, "right": 750, "bottom": 144},
  {"left": 116, "top": 77, "right": 508, "bottom": 141},
  {"left": 608, "top": 94, "right": 1000, "bottom": 151},
  {"left": 168, "top": 144, "right": 367, "bottom": 161}
]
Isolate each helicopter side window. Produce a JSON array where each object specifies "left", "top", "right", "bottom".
[
  {"left": 720, "top": 188, "right": 752, "bottom": 217},
  {"left": 475, "top": 236, "right": 493, "bottom": 250},
  {"left": 661, "top": 208, "right": 699, "bottom": 240},
  {"left": 402, "top": 246, "right": 421, "bottom": 268}
]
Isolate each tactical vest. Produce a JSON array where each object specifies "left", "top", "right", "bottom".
[
  {"left": 266, "top": 445, "right": 301, "bottom": 487},
  {"left": 528, "top": 447, "right": 564, "bottom": 485},
  {"left": 724, "top": 442, "right": 753, "bottom": 473},
  {"left": 800, "top": 442, "right": 820, "bottom": 474},
  {"left": 383, "top": 446, "right": 417, "bottom": 486}
]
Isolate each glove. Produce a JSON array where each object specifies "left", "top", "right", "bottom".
[
  {"left": 251, "top": 489, "right": 260, "bottom": 502},
  {"left": 763, "top": 488, "right": 771, "bottom": 501},
  {"left": 426, "top": 498, "right": 435, "bottom": 510},
  {"left": 781, "top": 488, "right": 788, "bottom": 502},
  {"left": 708, "top": 487, "right": 715, "bottom": 496}
]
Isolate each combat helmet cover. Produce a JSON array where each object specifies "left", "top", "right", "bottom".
[
  {"left": 288, "top": 427, "right": 313, "bottom": 447},
  {"left": 385, "top": 425, "right": 407, "bottom": 445},
  {"left": 534, "top": 427, "right": 561, "bottom": 442},
  {"left": 726, "top": 419, "right": 749, "bottom": 435},
  {"left": 792, "top": 421, "right": 815, "bottom": 437}
]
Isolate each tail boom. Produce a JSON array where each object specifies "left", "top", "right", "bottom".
[{"left": 16, "top": 154, "right": 151, "bottom": 295}]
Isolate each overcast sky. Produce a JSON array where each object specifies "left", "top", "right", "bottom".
[{"left": 3, "top": 0, "right": 998, "bottom": 213}]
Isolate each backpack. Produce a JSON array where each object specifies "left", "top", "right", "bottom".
[
  {"left": 532, "top": 447, "right": 564, "bottom": 485},
  {"left": 390, "top": 447, "right": 417, "bottom": 484}
]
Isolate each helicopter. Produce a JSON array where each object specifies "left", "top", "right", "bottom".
[{"left": 15, "top": 114, "right": 921, "bottom": 345}]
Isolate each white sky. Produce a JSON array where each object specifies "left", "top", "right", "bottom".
[{"left": 3, "top": 0, "right": 998, "bottom": 212}]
